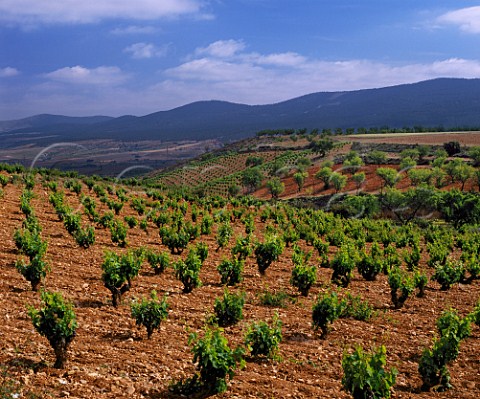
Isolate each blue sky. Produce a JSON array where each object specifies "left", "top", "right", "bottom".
[{"left": 1, "top": 0, "right": 480, "bottom": 119}]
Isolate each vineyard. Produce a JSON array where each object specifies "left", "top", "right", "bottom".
[
  {"left": 0, "top": 144, "right": 480, "bottom": 398},
  {"left": 152, "top": 149, "right": 312, "bottom": 197}
]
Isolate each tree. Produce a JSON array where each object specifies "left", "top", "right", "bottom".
[
  {"left": 381, "top": 186, "right": 436, "bottom": 223},
  {"left": 228, "top": 184, "right": 241, "bottom": 197},
  {"left": 367, "top": 150, "right": 387, "bottom": 164},
  {"left": 399, "top": 157, "right": 416, "bottom": 171},
  {"left": 266, "top": 177, "right": 285, "bottom": 199},
  {"left": 443, "top": 141, "right": 461, "bottom": 156},
  {"left": 352, "top": 172, "right": 366, "bottom": 192},
  {"left": 431, "top": 167, "right": 447, "bottom": 188},
  {"left": 241, "top": 167, "right": 263, "bottom": 193},
  {"left": 28, "top": 291, "right": 77, "bottom": 368},
  {"left": 293, "top": 171, "right": 308, "bottom": 192},
  {"left": 309, "top": 137, "right": 334, "bottom": 157},
  {"left": 315, "top": 167, "right": 333, "bottom": 190},
  {"left": 475, "top": 169, "right": 480, "bottom": 191},
  {"left": 408, "top": 168, "right": 432, "bottom": 186},
  {"left": 343, "top": 151, "right": 364, "bottom": 172},
  {"left": 245, "top": 156, "right": 264, "bottom": 167},
  {"left": 296, "top": 156, "right": 312, "bottom": 172},
  {"left": 444, "top": 159, "right": 474, "bottom": 189},
  {"left": 455, "top": 163, "right": 475, "bottom": 191},
  {"left": 467, "top": 146, "right": 480, "bottom": 166},
  {"left": 376, "top": 167, "right": 399, "bottom": 191},
  {"left": 417, "top": 145, "right": 431, "bottom": 162},
  {"left": 330, "top": 172, "right": 347, "bottom": 193},
  {"left": 434, "top": 189, "right": 480, "bottom": 227}
]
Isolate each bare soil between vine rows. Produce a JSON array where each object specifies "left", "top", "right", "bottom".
[{"left": 1, "top": 181, "right": 479, "bottom": 398}]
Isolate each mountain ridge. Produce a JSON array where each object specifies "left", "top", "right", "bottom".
[{"left": 2, "top": 78, "right": 480, "bottom": 145}]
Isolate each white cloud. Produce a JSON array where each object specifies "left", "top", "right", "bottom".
[
  {"left": 253, "top": 52, "right": 307, "bottom": 67},
  {"left": 164, "top": 43, "right": 480, "bottom": 106},
  {"left": 124, "top": 43, "right": 168, "bottom": 59},
  {"left": 0, "top": 0, "right": 205, "bottom": 24},
  {"left": 195, "top": 40, "right": 246, "bottom": 58},
  {"left": 110, "top": 25, "right": 159, "bottom": 35},
  {"left": 0, "top": 67, "right": 19, "bottom": 77},
  {"left": 44, "top": 66, "right": 128, "bottom": 86},
  {"left": 437, "top": 6, "right": 480, "bottom": 33}
]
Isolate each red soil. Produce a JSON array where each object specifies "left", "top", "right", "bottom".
[{"left": 0, "top": 180, "right": 479, "bottom": 398}]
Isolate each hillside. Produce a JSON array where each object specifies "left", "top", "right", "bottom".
[{"left": 2, "top": 78, "right": 480, "bottom": 147}]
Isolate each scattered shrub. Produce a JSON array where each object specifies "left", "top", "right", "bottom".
[
  {"left": 216, "top": 222, "right": 234, "bottom": 251},
  {"left": 110, "top": 220, "right": 128, "bottom": 247},
  {"left": 258, "top": 289, "right": 290, "bottom": 308},
  {"left": 245, "top": 313, "right": 282, "bottom": 360},
  {"left": 181, "top": 326, "right": 245, "bottom": 394},
  {"left": 342, "top": 345, "right": 397, "bottom": 399},
  {"left": 15, "top": 255, "right": 49, "bottom": 291},
  {"left": 331, "top": 243, "right": 357, "bottom": 287},
  {"left": 254, "top": 235, "right": 284, "bottom": 275},
  {"left": 217, "top": 257, "right": 244, "bottom": 286},
  {"left": 74, "top": 225, "right": 95, "bottom": 249},
  {"left": 213, "top": 289, "right": 246, "bottom": 327},
  {"left": 342, "top": 293, "right": 374, "bottom": 322},
  {"left": 145, "top": 250, "right": 170, "bottom": 275},
  {"left": 124, "top": 215, "right": 138, "bottom": 228},
  {"left": 28, "top": 291, "right": 77, "bottom": 368},
  {"left": 418, "top": 309, "right": 471, "bottom": 391},
  {"left": 195, "top": 241, "right": 209, "bottom": 263},
  {"left": 174, "top": 249, "right": 202, "bottom": 293},
  {"left": 388, "top": 267, "right": 415, "bottom": 309},
  {"left": 101, "top": 250, "right": 142, "bottom": 307},
  {"left": 290, "top": 263, "right": 317, "bottom": 296},
  {"left": 131, "top": 290, "right": 168, "bottom": 339},
  {"left": 432, "top": 260, "right": 465, "bottom": 290},
  {"left": 231, "top": 235, "right": 252, "bottom": 260},
  {"left": 312, "top": 291, "right": 345, "bottom": 339}
]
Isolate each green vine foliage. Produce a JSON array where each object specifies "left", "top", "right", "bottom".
[
  {"left": 15, "top": 255, "right": 50, "bottom": 292},
  {"left": 245, "top": 313, "right": 282, "bottom": 360},
  {"left": 101, "top": 250, "right": 142, "bottom": 307},
  {"left": 28, "top": 291, "right": 77, "bottom": 369},
  {"left": 213, "top": 289, "right": 246, "bottom": 327},
  {"left": 189, "top": 327, "right": 245, "bottom": 394},
  {"left": 342, "top": 345, "right": 397, "bottom": 399},
  {"left": 312, "top": 291, "right": 346, "bottom": 339},
  {"left": 254, "top": 235, "right": 285, "bottom": 275},
  {"left": 131, "top": 290, "right": 168, "bottom": 339},
  {"left": 145, "top": 250, "right": 170, "bottom": 275},
  {"left": 418, "top": 309, "right": 471, "bottom": 391},
  {"left": 217, "top": 257, "right": 244, "bottom": 286},
  {"left": 174, "top": 249, "right": 202, "bottom": 293}
]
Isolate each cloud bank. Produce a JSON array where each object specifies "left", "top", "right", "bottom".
[{"left": 0, "top": 0, "right": 205, "bottom": 24}]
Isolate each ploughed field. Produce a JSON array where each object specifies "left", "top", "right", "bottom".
[
  {"left": 344, "top": 131, "right": 480, "bottom": 146},
  {"left": 1, "top": 175, "right": 480, "bottom": 398}
]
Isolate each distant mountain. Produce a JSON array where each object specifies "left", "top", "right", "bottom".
[
  {"left": 2, "top": 78, "right": 480, "bottom": 146},
  {"left": 0, "top": 114, "right": 114, "bottom": 133}
]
